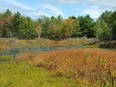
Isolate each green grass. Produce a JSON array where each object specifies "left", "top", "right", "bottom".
[
  {"left": 0, "top": 55, "right": 115, "bottom": 87},
  {"left": 0, "top": 56, "right": 86, "bottom": 87},
  {"left": 0, "top": 58, "right": 114, "bottom": 87},
  {"left": 0, "top": 56, "right": 13, "bottom": 62}
]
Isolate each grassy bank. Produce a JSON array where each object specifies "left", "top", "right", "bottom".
[
  {"left": 0, "top": 38, "right": 96, "bottom": 51},
  {"left": 17, "top": 48, "right": 116, "bottom": 86},
  {"left": 99, "top": 41, "right": 116, "bottom": 49},
  {"left": 0, "top": 56, "right": 81, "bottom": 87}
]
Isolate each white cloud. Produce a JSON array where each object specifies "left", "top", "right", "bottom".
[
  {"left": 1, "top": 0, "right": 33, "bottom": 10},
  {"left": 73, "top": 6, "right": 103, "bottom": 19},
  {"left": 0, "top": 0, "right": 63, "bottom": 18},
  {"left": 33, "top": 11, "right": 49, "bottom": 17},
  {"left": 58, "top": 0, "right": 80, "bottom": 5},
  {"left": 1, "top": 0, "right": 115, "bottom": 19},
  {"left": 56, "top": 0, "right": 116, "bottom": 7},
  {"left": 41, "top": 3, "right": 63, "bottom": 16},
  {"left": 89, "top": 0, "right": 116, "bottom": 7},
  {"left": 0, "top": 0, "right": 49, "bottom": 18},
  {"left": 83, "top": 8, "right": 101, "bottom": 19},
  {"left": 82, "top": 6, "right": 113, "bottom": 19}
]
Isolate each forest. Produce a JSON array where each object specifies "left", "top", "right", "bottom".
[{"left": 0, "top": 9, "right": 116, "bottom": 41}]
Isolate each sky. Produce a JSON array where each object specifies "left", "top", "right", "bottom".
[{"left": 0, "top": 0, "right": 116, "bottom": 19}]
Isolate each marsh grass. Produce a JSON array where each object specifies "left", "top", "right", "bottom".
[
  {"left": 0, "top": 56, "right": 90, "bottom": 87},
  {"left": 0, "top": 38, "right": 94, "bottom": 50},
  {"left": 16, "top": 48, "right": 116, "bottom": 86},
  {"left": 0, "top": 56, "right": 13, "bottom": 62},
  {"left": 16, "top": 52, "right": 37, "bottom": 61},
  {"left": 0, "top": 45, "right": 9, "bottom": 51}
]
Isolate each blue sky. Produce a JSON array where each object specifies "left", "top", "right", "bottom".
[{"left": 0, "top": 0, "right": 116, "bottom": 19}]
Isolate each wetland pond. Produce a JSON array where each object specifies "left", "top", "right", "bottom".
[{"left": 0, "top": 45, "right": 86, "bottom": 56}]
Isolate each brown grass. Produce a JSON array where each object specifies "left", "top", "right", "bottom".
[
  {"left": 0, "top": 44, "right": 9, "bottom": 51},
  {"left": 49, "top": 38, "right": 92, "bottom": 47},
  {"left": 16, "top": 48, "right": 116, "bottom": 83},
  {"left": 16, "top": 52, "right": 37, "bottom": 61},
  {"left": 0, "top": 38, "right": 93, "bottom": 50},
  {"left": 0, "top": 38, "right": 17, "bottom": 51}
]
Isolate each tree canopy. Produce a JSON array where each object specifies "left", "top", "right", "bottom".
[{"left": 0, "top": 9, "right": 116, "bottom": 40}]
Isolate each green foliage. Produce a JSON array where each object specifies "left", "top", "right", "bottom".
[
  {"left": 3, "top": 9, "right": 12, "bottom": 17},
  {"left": 12, "top": 12, "right": 22, "bottom": 38},
  {"left": 40, "top": 16, "right": 50, "bottom": 38},
  {"left": 77, "top": 15, "right": 95, "bottom": 38},
  {"left": 18, "top": 17, "right": 37, "bottom": 39},
  {"left": 95, "top": 20, "right": 111, "bottom": 40},
  {"left": 110, "top": 11, "right": 116, "bottom": 40},
  {"left": 0, "top": 9, "right": 116, "bottom": 41},
  {"left": 12, "top": 12, "right": 38, "bottom": 39},
  {"left": 94, "top": 11, "right": 113, "bottom": 40}
]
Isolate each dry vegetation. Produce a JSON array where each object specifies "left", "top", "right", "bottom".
[
  {"left": 0, "top": 38, "right": 17, "bottom": 51},
  {"left": 16, "top": 52, "right": 37, "bottom": 61},
  {"left": 49, "top": 38, "right": 91, "bottom": 47},
  {"left": 0, "top": 38, "right": 93, "bottom": 50},
  {"left": 0, "top": 44, "right": 9, "bottom": 51},
  {"left": 16, "top": 48, "right": 116, "bottom": 86}
]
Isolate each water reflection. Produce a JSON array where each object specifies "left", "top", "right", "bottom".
[{"left": 0, "top": 45, "right": 85, "bottom": 56}]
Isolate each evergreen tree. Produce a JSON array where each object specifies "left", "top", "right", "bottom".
[{"left": 77, "top": 15, "right": 95, "bottom": 38}]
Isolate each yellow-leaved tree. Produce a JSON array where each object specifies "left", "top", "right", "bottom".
[{"left": 61, "top": 18, "right": 77, "bottom": 39}]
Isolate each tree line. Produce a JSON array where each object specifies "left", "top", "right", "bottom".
[{"left": 0, "top": 9, "right": 116, "bottom": 40}]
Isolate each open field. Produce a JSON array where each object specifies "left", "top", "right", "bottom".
[{"left": 16, "top": 48, "right": 116, "bottom": 87}]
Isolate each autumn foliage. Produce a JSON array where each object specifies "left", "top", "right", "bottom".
[{"left": 16, "top": 49, "right": 116, "bottom": 83}]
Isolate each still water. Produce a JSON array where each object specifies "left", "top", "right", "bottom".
[{"left": 0, "top": 45, "right": 85, "bottom": 56}]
